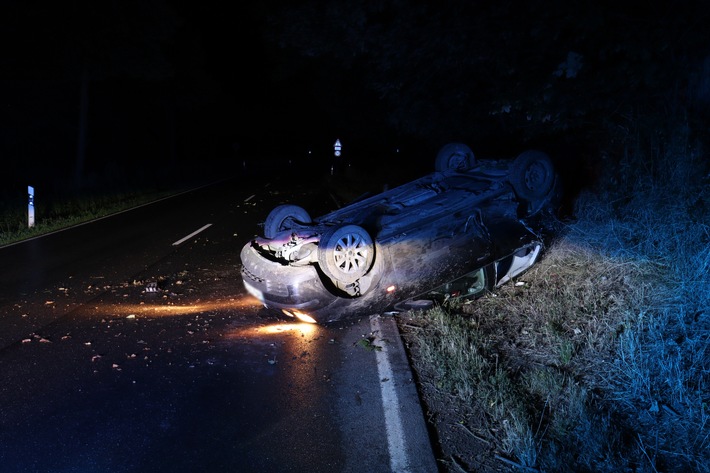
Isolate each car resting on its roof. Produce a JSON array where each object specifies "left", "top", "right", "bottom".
[{"left": 240, "top": 143, "right": 559, "bottom": 323}]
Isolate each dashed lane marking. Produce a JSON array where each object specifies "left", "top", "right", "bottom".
[{"left": 172, "top": 224, "right": 212, "bottom": 246}]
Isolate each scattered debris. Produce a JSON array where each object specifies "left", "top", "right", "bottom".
[{"left": 356, "top": 337, "right": 381, "bottom": 351}]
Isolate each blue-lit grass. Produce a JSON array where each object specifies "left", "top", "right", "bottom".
[
  {"left": 0, "top": 189, "right": 176, "bottom": 247},
  {"left": 570, "top": 127, "right": 710, "bottom": 472},
  {"left": 400, "top": 127, "right": 709, "bottom": 472}
]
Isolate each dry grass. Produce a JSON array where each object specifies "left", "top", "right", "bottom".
[{"left": 400, "top": 127, "right": 710, "bottom": 472}]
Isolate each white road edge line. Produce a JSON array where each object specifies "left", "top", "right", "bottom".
[
  {"left": 0, "top": 185, "right": 218, "bottom": 251},
  {"left": 244, "top": 194, "right": 255, "bottom": 202},
  {"left": 172, "top": 223, "right": 212, "bottom": 246},
  {"left": 371, "top": 316, "right": 410, "bottom": 473}
]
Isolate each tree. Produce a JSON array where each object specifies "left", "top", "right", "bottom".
[
  {"left": 262, "top": 0, "right": 710, "bottom": 154},
  {"left": 2, "top": 1, "right": 181, "bottom": 191}
]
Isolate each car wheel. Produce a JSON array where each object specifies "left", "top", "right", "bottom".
[
  {"left": 434, "top": 142, "right": 475, "bottom": 172},
  {"left": 510, "top": 151, "right": 555, "bottom": 201},
  {"left": 318, "top": 224, "right": 375, "bottom": 285},
  {"left": 263, "top": 204, "right": 311, "bottom": 239}
]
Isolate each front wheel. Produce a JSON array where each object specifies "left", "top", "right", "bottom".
[{"left": 318, "top": 224, "right": 375, "bottom": 284}]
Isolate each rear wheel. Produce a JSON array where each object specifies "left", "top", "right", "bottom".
[
  {"left": 509, "top": 151, "right": 555, "bottom": 201},
  {"left": 435, "top": 143, "right": 475, "bottom": 172},
  {"left": 318, "top": 224, "right": 375, "bottom": 284},
  {"left": 263, "top": 204, "right": 311, "bottom": 238}
]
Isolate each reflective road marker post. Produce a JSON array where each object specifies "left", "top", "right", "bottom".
[
  {"left": 332, "top": 138, "right": 342, "bottom": 175},
  {"left": 28, "top": 185, "right": 35, "bottom": 228}
]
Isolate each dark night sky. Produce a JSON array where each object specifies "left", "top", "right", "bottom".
[{"left": 2, "top": 1, "right": 709, "bottom": 198}]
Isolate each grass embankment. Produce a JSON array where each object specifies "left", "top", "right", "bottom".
[
  {"left": 0, "top": 189, "right": 178, "bottom": 248},
  {"left": 400, "top": 133, "right": 710, "bottom": 472}
]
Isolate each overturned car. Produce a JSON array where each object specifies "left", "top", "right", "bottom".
[{"left": 240, "top": 143, "right": 559, "bottom": 323}]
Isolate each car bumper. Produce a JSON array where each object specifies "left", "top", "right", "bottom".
[{"left": 240, "top": 242, "right": 336, "bottom": 314}]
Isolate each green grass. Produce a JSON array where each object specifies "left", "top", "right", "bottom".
[
  {"left": 399, "top": 125, "right": 710, "bottom": 472},
  {"left": 0, "top": 188, "right": 178, "bottom": 247}
]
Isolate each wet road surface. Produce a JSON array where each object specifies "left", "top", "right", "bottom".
[{"left": 0, "top": 176, "right": 436, "bottom": 472}]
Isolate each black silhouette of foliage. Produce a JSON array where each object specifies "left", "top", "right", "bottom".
[{"left": 263, "top": 0, "right": 710, "bottom": 149}]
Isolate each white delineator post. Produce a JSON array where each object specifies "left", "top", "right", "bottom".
[
  {"left": 332, "top": 138, "right": 342, "bottom": 175},
  {"left": 333, "top": 138, "right": 342, "bottom": 157},
  {"left": 28, "top": 185, "right": 35, "bottom": 228}
]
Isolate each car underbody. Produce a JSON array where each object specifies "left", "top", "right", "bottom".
[{"left": 240, "top": 144, "right": 560, "bottom": 323}]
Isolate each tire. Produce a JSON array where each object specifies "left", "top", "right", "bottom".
[
  {"left": 509, "top": 151, "right": 555, "bottom": 201},
  {"left": 434, "top": 142, "right": 475, "bottom": 172},
  {"left": 318, "top": 224, "right": 375, "bottom": 284},
  {"left": 263, "top": 204, "right": 311, "bottom": 239}
]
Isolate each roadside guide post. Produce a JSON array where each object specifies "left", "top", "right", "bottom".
[
  {"left": 28, "top": 185, "right": 35, "bottom": 228},
  {"left": 332, "top": 138, "right": 342, "bottom": 175}
]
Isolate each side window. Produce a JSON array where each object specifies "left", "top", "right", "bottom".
[{"left": 416, "top": 266, "right": 490, "bottom": 304}]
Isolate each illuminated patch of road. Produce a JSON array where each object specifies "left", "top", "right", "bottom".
[
  {"left": 230, "top": 321, "right": 319, "bottom": 337},
  {"left": 90, "top": 295, "right": 263, "bottom": 318}
]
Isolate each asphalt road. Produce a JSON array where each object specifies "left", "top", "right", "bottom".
[{"left": 0, "top": 175, "right": 437, "bottom": 472}]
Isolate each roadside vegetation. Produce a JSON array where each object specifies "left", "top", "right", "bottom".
[
  {"left": 399, "top": 125, "right": 710, "bottom": 472},
  {"left": 0, "top": 188, "right": 177, "bottom": 248}
]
